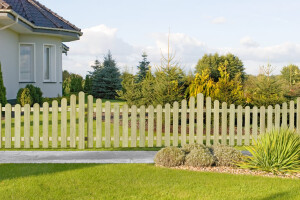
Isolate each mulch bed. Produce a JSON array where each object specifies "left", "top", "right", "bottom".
[{"left": 157, "top": 165, "right": 300, "bottom": 179}]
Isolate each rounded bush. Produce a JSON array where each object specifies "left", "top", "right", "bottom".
[
  {"left": 20, "top": 88, "right": 33, "bottom": 106},
  {"left": 17, "top": 85, "right": 43, "bottom": 106},
  {"left": 185, "top": 148, "right": 215, "bottom": 167},
  {"left": 154, "top": 147, "right": 185, "bottom": 167},
  {"left": 212, "top": 144, "right": 243, "bottom": 167},
  {"left": 181, "top": 144, "right": 210, "bottom": 154}
]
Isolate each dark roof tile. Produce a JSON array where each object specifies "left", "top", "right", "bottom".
[{"left": 0, "top": 0, "right": 81, "bottom": 32}]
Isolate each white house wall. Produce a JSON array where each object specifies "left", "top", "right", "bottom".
[{"left": 0, "top": 27, "right": 63, "bottom": 100}]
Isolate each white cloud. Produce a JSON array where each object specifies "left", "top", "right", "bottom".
[
  {"left": 63, "top": 24, "right": 300, "bottom": 77},
  {"left": 211, "top": 17, "right": 226, "bottom": 24},
  {"left": 240, "top": 36, "right": 259, "bottom": 48}
]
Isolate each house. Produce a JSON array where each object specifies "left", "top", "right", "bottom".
[{"left": 0, "top": 0, "right": 82, "bottom": 100}]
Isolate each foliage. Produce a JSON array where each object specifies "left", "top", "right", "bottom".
[
  {"left": 213, "top": 62, "right": 245, "bottom": 105},
  {"left": 136, "top": 52, "right": 150, "bottom": 83},
  {"left": 238, "top": 129, "right": 300, "bottom": 174},
  {"left": 154, "top": 147, "right": 185, "bottom": 167},
  {"left": 281, "top": 64, "right": 300, "bottom": 86},
  {"left": 244, "top": 64, "right": 286, "bottom": 107},
  {"left": 17, "top": 85, "right": 43, "bottom": 106},
  {"left": 84, "top": 75, "right": 92, "bottom": 94},
  {"left": 212, "top": 144, "right": 243, "bottom": 167},
  {"left": 62, "top": 70, "right": 71, "bottom": 82},
  {"left": 63, "top": 77, "right": 71, "bottom": 96},
  {"left": 185, "top": 148, "right": 215, "bottom": 167},
  {"left": 70, "top": 74, "right": 84, "bottom": 93},
  {"left": 195, "top": 53, "right": 246, "bottom": 82},
  {"left": 189, "top": 69, "right": 215, "bottom": 98},
  {"left": 19, "top": 88, "right": 33, "bottom": 106},
  {"left": 91, "top": 59, "right": 102, "bottom": 71},
  {"left": 0, "top": 62, "right": 7, "bottom": 105},
  {"left": 91, "top": 51, "right": 122, "bottom": 99},
  {"left": 181, "top": 144, "right": 210, "bottom": 154}
]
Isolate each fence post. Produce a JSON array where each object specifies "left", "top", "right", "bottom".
[
  {"left": 245, "top": 106, "right": 250, "bottom": 146},
  {"left": 131, "top": 105, "right": 137, "bottom": 147},
  {"left": 87, "top": 95, "right": 94, "bottom": 148},
  {"left": 61, "top": 98, "right": 67, "bottom": 148},
  {"left": 156, "top": 105, "right": 162, "bottom": 147},
  {"left": 275, "top": 104, "right": 280, "bottom": 130},
  {"left": 139, "top": 105, "right": 145, "bottom": 147},
  {"left": 290, "top": 101, "right": 295, "bottom": 130},
  {"left": 213, "top": 100, "right": 219, "bottom": 145},
  {"left": 173, "top": 102, "right": 179, "bottom": 147},
  {"left": 70, "top": 95, "right": 76, "bottom": 148},
  {"left": 24, "top": 104, "right": 30, "bottom": 148},
  {"left": 181, "top": 100, "right": 187, "bottom": 146},
  {"left": 237, "top": 105, "right": 243, "bottom": 146},
  {"left": 122, "top": 104, "right": 129, "bottom": 147},
  {"left": 148, "top": 105, "right": 154, "bottom": 147},
  {"left": 267, "top": 106, "right": 273, "bottom": 132},
  {"left": 52, "top": 100, "right": 58, "bottom": 148},
  {"left": 206, "top": 97, "right": 211, "bottom": 146},
  {"left": 96, "top": 99, "right": 102, "bottom": 148},
  {"left": 43, "top": 102, "right": 49, "bottom": 148},
  {"left": 114, "top": 103, "right": 120, "bottom": 148},
  {"left": 165, "top": 104, "right": 171, "bottom": 147},
  {"left": 197, "top": 94, "right": 204, "bottom": 145},
  {"left": 14, "top": 104, "right": 21, "bottom": 148},
  {"left": 252, "top": 107, "right": 258, "bottom": 143},
  {"left": 260, "top": 106, "right": 266, "bottom": 134},
  {"left": 229, "top": 104, "right": 235, "bottom": 146},
  {"left": 78, "top": 92, "right": 85, "bottom": 149},
  {"left": 282, "top": 103, "right": 288, "bottom": 128},
  {"left": 5, "top": 104, "right": 11, "bottom": 149},
  {"left": 33, "top": 103, "right": 40, "bottom": 148},
  {"left": 105, "top": 101, "right": 111, "bottom": 148},
  {"left": 189, "top": 97, "right": 195, "bottom": 144},
  {"left": 221, "top": 102, "right": 227, "bottom": 145}
]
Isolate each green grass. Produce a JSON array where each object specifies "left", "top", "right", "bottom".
[{"left": 0, "top": 164, "right": 299, "bottom": 200}]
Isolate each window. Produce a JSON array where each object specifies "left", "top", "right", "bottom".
[
  {"left": 43, "top": 45, "right": 56, "bottom": 82},
  {"left": 20, "top": 44, "right": 35, "bottom": 82}
]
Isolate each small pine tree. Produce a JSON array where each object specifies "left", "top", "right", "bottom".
[
  {"left": 0, "top": 63, "right": 7, "bottom": 105},
  {"left": 136, "top": 52, "right": 150, "bottom": 83},
  {"left": 84, "top": 75, "right": 92, "bottom": 94},
  {"left": 117, "top": 72, "right": 141, "bottom": 106},
  {"left": 91, "top": 51, "right": 122, "bottom": 99}
]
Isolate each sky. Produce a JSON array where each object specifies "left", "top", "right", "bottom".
[{"left": 39, "top": 0, "right": 300, "bottom": 76}]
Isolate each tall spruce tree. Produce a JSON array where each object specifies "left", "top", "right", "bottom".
[
  {"left": 0, "top": 63, "right": 7, "bottom": 105},
  {"left": 91, "top": 51, "right": 122, "bottom": 99},
  {"left": 136, "top": 52, "right": 150, "bottom": 83}
]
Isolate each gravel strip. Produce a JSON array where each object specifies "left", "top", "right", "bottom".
[{"left": 159, "top": 165, "right": 300, "bottom": 179}]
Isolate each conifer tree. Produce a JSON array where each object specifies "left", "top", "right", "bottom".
[
  {"left": 91, "top": 51, "right": 121, "bottom": 99},
  {"left": 136, "top": 52, "right": 150, "bottom": 83},
  {"left": 84, "top": 75, "right": 92, "bottom": 94},
  {"left": 0, "top": 63, "right": 7, "bottom": 105}
]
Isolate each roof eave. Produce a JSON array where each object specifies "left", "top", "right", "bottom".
[{"left": 0, "top": 9, "right": 83, "bottom": 39}]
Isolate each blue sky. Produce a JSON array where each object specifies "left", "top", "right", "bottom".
[{"left": 39, "top": 0, "right": 300, "bottom": 76}]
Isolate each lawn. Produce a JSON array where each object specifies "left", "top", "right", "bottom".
[{"left": 0, "top": 164, "right": 299, "bottom": 200}]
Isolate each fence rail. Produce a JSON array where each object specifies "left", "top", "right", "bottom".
[{"left": 0, "top": 92, "right": 300, "bottom": 149}]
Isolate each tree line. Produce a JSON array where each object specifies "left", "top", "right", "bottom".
[{"left": 63, "top": 51, "right": 300, "bottom": 107}]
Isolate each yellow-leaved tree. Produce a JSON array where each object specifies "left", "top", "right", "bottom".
[{"left": 189, "top": 69, "right": 215, "bottom": 98}]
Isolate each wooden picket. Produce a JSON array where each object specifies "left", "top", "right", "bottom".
[{"left": 1, "top": 92, "right": 300, "bottom": 149}]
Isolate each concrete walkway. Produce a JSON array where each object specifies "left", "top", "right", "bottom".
[{"left": 0, "top": 151, "right": 157, "bottom": 164}]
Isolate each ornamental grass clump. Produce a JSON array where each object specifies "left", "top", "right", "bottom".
[
  {"left": 238, "top": 128, "right": 300, "bottom": 174},
  {"left": 213, "top": 144, "right": 243, "bottom": 167},
  {"left": 154, "top": 147, "right": 185, "bottom": 167},
  {"left": 181, "top": 144, "right": 211, "bottom": 154},
  {"left": 185, "top": 148, "right": 215, "bottom": 167}
]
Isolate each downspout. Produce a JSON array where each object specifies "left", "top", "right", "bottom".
[{"left": 0, "top": 16, "right": 19, "bottom": 31}]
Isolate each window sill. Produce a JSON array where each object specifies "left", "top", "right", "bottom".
[
  {"left": 43, "top": 81, "right": 57, "bottom": 83},
  {"left": 19, "top": 81, "right": 36, "bottom": 83}
]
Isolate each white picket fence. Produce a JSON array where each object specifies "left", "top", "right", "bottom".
[{"left": 0, "top": 92, "right": 299, "bottom": 149}]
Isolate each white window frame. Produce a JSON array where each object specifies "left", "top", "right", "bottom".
[
  {"left": 19, "top": 43, "right": 36, "bottom": 83},
  {"left": 43, "top": 44, "right": 56, "bottom": 82}
]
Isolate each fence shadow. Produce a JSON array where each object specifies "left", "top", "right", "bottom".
[{"left": 0, "top": 163, "right": 100, "bottom": 182}]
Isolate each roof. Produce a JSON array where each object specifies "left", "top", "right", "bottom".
[{"left": 0, "top": 0, "right": 81, "bottom": 32}]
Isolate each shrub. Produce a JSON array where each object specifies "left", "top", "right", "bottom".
[
  {"left": 20, "top": 88, "right": 33, "bottom": 106},
  {"left": 212, "top": 144, "right": 243, "bottom": 167},
  {"left": 154, "top": 147, "right": 185, "bottom": 167},
  {"left": 238, "top": 128, "right": 300, "bottom": 174},
  {"left": 181, "top": 144, "right": 211, "bottom": 154},
  {"left": 0, "top": 62, "right": 7, "bottom": 105},
  {"left": 17, "top": 85, "right": 43, "bottom": 106},
  {"left": 185, "top": 148, "right": 215, "bottom": 167}
]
